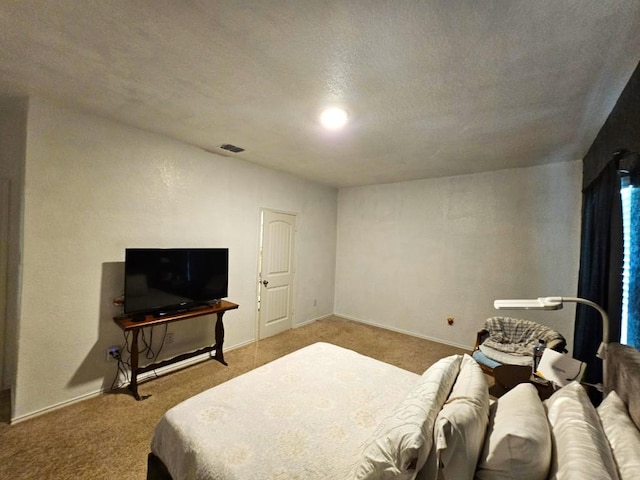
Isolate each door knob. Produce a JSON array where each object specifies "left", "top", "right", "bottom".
[{"left": 262, "top": 280, "right": 269, "bottom": 286}]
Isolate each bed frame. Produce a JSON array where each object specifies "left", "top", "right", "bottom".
[{"left": 148, "top": 453, "right": 171, "bottom": 480}]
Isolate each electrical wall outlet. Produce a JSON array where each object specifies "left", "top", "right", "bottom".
[{"left": 106, "top": 346, "right": 121, "bottom": 362}]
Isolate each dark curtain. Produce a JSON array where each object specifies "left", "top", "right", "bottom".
[{"left": 574, "top": 153, "right": 623, "bottom": 387}]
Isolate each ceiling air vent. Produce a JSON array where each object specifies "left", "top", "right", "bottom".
[{"left": 220, "top": 144, "right": 245, "bottom": 153}]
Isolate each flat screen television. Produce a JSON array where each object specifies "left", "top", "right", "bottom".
[{"left": 124, "top": 248, "right": 229, "bottom": 317}]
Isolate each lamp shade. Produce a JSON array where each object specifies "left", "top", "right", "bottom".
[{"left": 494, "top": 297, "right": 563, "bottom": 310}]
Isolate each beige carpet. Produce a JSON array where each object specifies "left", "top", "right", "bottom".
[{"left": 0, "top": 316, "right": 469, "bottom": 479}]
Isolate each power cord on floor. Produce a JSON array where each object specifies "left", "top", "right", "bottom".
[{"left": 109, "top": 347, "right": 130, "bottom": 391}]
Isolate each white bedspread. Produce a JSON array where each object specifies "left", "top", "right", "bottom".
[{"left": 151, "top": 342, "right": 420, "bottom": 480}]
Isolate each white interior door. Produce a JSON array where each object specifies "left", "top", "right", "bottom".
[
  {"left": 258, "top": 210, "right": 296, "bottom": 339},
  {"left": 0, "top": 179, "right": 9, "bottom": 389}
]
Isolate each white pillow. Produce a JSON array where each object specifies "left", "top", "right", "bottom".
[
  {"left": 544, "top": 381, "right": 619, "bottom": 480},
  {"left": 475, "top": 383, "right": 551, "bottom": 480},
  {"left": 352, "top": 354, "right": 462, "bottom": 480},
  {"left": 421, "top": 354, "right": 489, "bottom": 480},
  {"left": 597, "top": 390, "right": 640, "bottom": 480}
]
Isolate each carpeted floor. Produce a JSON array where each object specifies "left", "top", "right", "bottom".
[{"left": 0, "top": 316, "right": 469, "bottom": 479}]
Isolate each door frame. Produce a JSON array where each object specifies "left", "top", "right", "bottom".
[{"left": 256, "top": 208, "right": 298, "bottom": 340}]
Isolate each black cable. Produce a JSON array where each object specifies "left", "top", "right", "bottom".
[
  {"left": 119, "top": 358, "right": 130, "bottom": 384},
  {"left": 141, "top": 327, "right": 156, "bottom": 359},
  {"left": 118, "top": 323, "right": 170, "bottom": 384},
  {"left": 122, "top": 331, "right": 132, "bottom": 370},
  {"left": 109, "top": 358, "right": 120, "bottom": 391},
  {"left": 149, "top": 324, "right": 169, "bottom": 378},
  {"left": 154, "top": 324, "right": 168, "bottom": 361},
  {"left": 109, "top": 347, "right": 129, "bottom": 391},
  {"left": 566, "top": 361, "right": 586, "bottom": 382}
]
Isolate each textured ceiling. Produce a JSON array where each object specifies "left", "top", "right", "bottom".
[{"left": 1, "top": 1, "right": 640, "bottom": 188}]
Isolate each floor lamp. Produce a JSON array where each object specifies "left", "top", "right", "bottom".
[{"left": 493, "top": 296, "right": 608, "bottom": 390}]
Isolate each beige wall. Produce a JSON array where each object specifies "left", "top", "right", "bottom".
[
  {"left": 10, "top": 96, "right": 584, "bottom": 421},
  {"left": 13, "top": 97, "right": 337, "bottom": 420},
  {"left": 335, "top": 161, "right": 582, "bottom": 351}
]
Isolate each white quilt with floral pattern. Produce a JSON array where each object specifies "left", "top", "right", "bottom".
[{"left": 151, "top": 342, "right": 420, "bottom": 480}]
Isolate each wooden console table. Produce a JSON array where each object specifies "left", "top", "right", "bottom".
[{"left": 113, "top": 300, "right": 239, "bottom": 400}]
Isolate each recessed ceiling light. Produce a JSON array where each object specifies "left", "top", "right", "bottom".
[{"left": 320, "top": 107, "right": 348, "bottom": 130}]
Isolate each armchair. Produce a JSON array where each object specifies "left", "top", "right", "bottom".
[{"left": 471, "top": 316, "right": 566, "bottom": 376}]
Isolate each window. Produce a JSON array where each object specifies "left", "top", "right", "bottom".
[{"left": 620, "top": 176, "right": 640, "bottom": 349}]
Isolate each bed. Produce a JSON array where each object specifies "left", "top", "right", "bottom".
[{"left": 148, "top": 341, "right": 640, "bottom": 480}]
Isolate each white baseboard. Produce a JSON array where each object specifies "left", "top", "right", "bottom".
[
  {"left": 10, "top": 338, "right": 255, "bottom": 424},
  {"left": 131, "top": 338, "right": 256, "bottom": 384},
  {"left": 10, "top": 387, "right": 105, "bottom": 424},
  {"left": 335, "top": 312, "right": 472, "bottom": 351},
  {"left": 294, "top": 313, "right": 332, "bottom": 329},
  {"left": 11, "top": 315, "right": 467, "bottom": 423}
]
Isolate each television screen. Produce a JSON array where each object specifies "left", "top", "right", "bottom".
[{"left": 124, "top": 248, "right": 229, "bottom": 316}]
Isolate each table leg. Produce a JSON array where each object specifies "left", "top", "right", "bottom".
[
  {"left": 214, "top": 311, "right": 227, "bottom": 365},
  {"left": 128, "top": 328, "right": 141, "bottom": 400}
]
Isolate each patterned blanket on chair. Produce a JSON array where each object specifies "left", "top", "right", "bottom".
[{"left": 480, "top": 316, "right": 565, "bottom": 356}]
